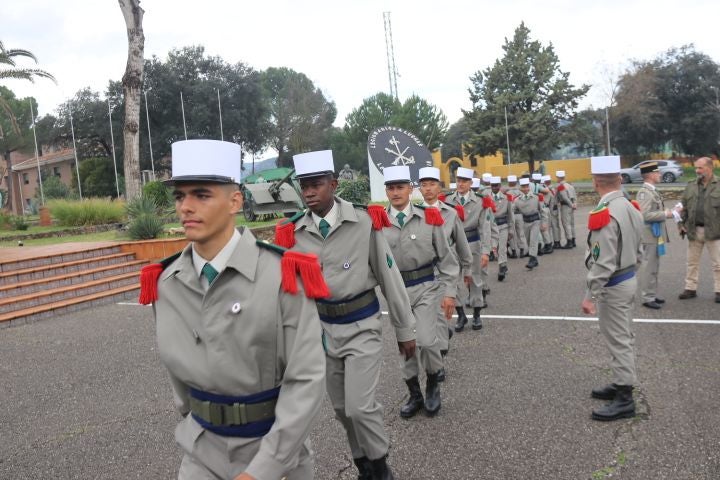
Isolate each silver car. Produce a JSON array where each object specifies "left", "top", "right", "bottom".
[{"left": 620, "top": 160, "right": 684, "bottom": 184}]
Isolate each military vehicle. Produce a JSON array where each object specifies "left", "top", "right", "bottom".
[{"left": 241, "top": 167, "right": 304, "bottom": 221}]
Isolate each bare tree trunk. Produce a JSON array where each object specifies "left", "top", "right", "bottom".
[{"left": 118, "top": 0, "right": 144, "bottom": 200}]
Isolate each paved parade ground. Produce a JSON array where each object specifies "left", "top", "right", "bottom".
[{"left": 2, "top": 206, "right": 719, "bottom": 479}]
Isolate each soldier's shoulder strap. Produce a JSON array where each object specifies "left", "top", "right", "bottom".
[
  {"left": 588, "top": 202, "right": 611, "bottom": 231},
  {"left": 274, "top": 209, "right": 307, "bottom": 248},
  {"left": 256, "top": 240, "right": 330, "bottom": 299},
  {"left": 413, "top": 204, "right": 444, "bottom": 225},
  {"left": 138, "top": 251, "right": 183, "bottom": 305}
]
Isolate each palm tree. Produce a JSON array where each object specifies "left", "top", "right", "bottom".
[{"left": 0, "top": 40, "right": 55, "bottom": 213}]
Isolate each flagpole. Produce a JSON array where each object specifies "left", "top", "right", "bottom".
[
  {"left": 144, "top": 90, "right": 155, "bottom": 179},
  {"left": 217, "top": 88, "right": 224, "bottom": 141},
  {"left": 504, "top": 105, "right": 512, "bottom": 166},
  {"left": 180, "top": 91, "right": 188, "bottom": 140},
  {"left": 68, "top": 105, "right": 83, "bottom": 200},
  {"left": 30, "top": 102, "right": 45, "bottom": 205},
  {"left": 107, "top": 99, "right": 121, "bottom": 198}
]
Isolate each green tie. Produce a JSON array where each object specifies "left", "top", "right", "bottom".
[
  {"left": 319, "top": 219, "right": 331, "bottom": 238},
  {"left": 460, "top": 197, "right": 466, "bottom": 205},
  {"left": 396, "top": 212, "right": 406, "bottom": 226},
  {"left": 201, "top": 262, "right": 218, "bottom": 284}
]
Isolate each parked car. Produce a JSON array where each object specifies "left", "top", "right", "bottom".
[{"left": 620, "top": 160, "right": 684, "bottom": 184}]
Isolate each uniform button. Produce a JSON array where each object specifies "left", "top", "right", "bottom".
[
  {"left": 343, "top": 262, "right": 351, "bottom": 269},
  {"left": 231, "top": 302, "right": 242, "bottom": 314},
  {"left": 410, "top": 234, "right": 417, "bottom": 240}
]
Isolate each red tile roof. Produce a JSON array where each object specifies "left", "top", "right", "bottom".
[{"left": 12, "top": 148, "right": 76, "bottom": 171}]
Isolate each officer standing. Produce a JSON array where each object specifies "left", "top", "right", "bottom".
[
  {"left": 275, "top": 150, "right": 416, "bottom": 480},
  {"left": 383, "top": 165, "right": 459, "bottom": 417},
  {"left": 635, "top": 162, "right": 673, "bottom": 309},
  {"left": 490, "top": 176, "right": 514, "bottom": 281},
  {"left": 513, "top": 178, "right": 542, "bottom": 270},
  {"left": 139, "top": 140, "right": 327, "bottom": 480},
  {"left": 418, "top": 167, "right": 473, "bottom": 381},
  {"left": 446, "top": 167, "right": 493, "bottom": 331},
  {"left": 582, "top": 155, "right": 644, "bottom": 422},
  {"left": 539, "top": 175, "right": 555, "bottom": 255},
  {"left": 506, "top": 175, "right": 528, "bottom": 258}
]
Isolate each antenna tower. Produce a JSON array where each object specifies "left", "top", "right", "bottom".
[{"left": 383, "top": 11, "right": 399, "bottom": 100}]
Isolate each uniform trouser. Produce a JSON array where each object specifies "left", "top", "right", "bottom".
[
  {"left": 510, "top": 214, "right": 528, "bottom": 252},
  {"left": 176, "top": 416, "right": 313, "bottom": 479},
  {"left": 550, "top": 209, "right": 561, "bottom": 243},
  {"left": 540, "top": 207, "right": 553, "bottom": 245},
  {"left": 497, "top": 224, "right": 509, "bottom": 265},
  {"left": 404, "top": 281, "right": 444, "bottom": 379},
  {"left": 684, "top": 226, "right": 720, "bottom": 292},
  {"left": 436, "top": 263, "right": 462, "bottom": 352},
  {"left": 523, "top": 220, "right": 540, "bottom": 256},
  {"left": 466, "top": 244, "right": 486, "bottom": 307},
  {"left": 639, "top": 242, "right": 660, "bottom": 302},
  {"left": 560, "top": 204, "right": 575, "bottom": 241},
  {"left": 598, "top": 277, "right": 638, "bottom": 386},
  {"left": 324, "top": 315, "right": 389, "bottom": 461}
]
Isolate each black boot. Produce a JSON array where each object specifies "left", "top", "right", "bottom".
[
  {"left": 526, "top": 256, "right": 538, "bottom": 269},
  {"left": 508, "top": 249, "right": 517, "bottom": 259},
  {"left": 537, "top": 244, "right": 544, "bottom": 256},
  {"left": 455, "top": 307, "right": 468, "bottom": 332},
  {"left": 436, "top": 366, "right": 446, "bottom": 382},
  {"left": 488, "top": 251, "right": 496, "bottom": 262},
  {"left": 554, "top": 241, "right": 561, "bottom": 249},
  {"left": 400, "top": 377, "right": 424, "bottom": 418},
  {"left": 571, "top": 238, "right": 577, "bottom": 248},
  {"left": 354, "top": 457, "right": 373, "bottom": 480},
  {"left": 471, "top": 307, "right": 483, "bottom": 330},
  {"left": 520, "top": 248, "right": 528, "bottom": 258},
  {"left": 544, "top": 243, "right": 553, "bottom": 254},
  {"left": 425, "top": 371, "right": 442, "bottom": 415},
  {"left": 369, "top": 455, "right": 395, "bottom": 480},
  {"left": 592, "top": 385, "right": 635, "bottom": 421},
  {"left": 591, "top": 383, "right": 618, "bottom": 400},
  {"left": 498, "top": 263, "right": 508, "bottom": 282}
]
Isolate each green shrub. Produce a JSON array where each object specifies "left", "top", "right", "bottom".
[
  {"left": 336, "top": 174, "right": 371, "bottom": 205},
  {"left": 0, "top": 210, "right": 10, "bottom": 228},
  {"left": 143, "top": 180, "right": 174, "bottom": 210},
  {"left": 11, "top": 215, "right": 29, "bottom": 230},
  {"left": 128, "top": 213, "right": 165, "bottom": 240},
  {"left": 49, "top": 198, "right": 126, "bottom": 226}
]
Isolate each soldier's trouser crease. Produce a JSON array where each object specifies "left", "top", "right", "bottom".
[{"left": 598, "top": 278, "right": 638, "bottom": 385}]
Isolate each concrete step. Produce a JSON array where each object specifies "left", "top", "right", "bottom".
[
  {"left": 0, "top": 260, "right": 145, "bottom": 299},
  {"left": 0, "top": 253, "right": 137, "bottom": 287},
  {"left": 0, "top": 272, "right": 141, "bottom": 315},
  {"left": 0, "top": 245, "right": 123, "bottom": 273},
  {"left": 0, "top": 283, "right": 140, "bottom": 327}
]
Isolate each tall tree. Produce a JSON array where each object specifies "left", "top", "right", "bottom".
[
  {"left": 0, "top": 87, "right": 36, "bottom": 213},
  {"left": 261, "top": 67, "right": 336, "bottom": 167},
  {"left": 118, "top": 0, "right": 145, "bottom": 200},
  {"left": 464, "top": 22, "right": 589, "bottom": 172}
]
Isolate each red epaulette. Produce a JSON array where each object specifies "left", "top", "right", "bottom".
[
  {"left": 280, "top": 250, "right": 330, "bottom": 299},
  {"left": 630, "top": 199, "right": 642, "bottom": 211},
  {"left": 538, "top": 194, "right": 545, "bottom": 203},
  {"left": 138, "top": 251, "right": 182, "bottom": 305},
  {"left": 482, "top": 196, "right": 496, "bottom": 213},
  {"left": 454, "top": 204, "right": 465, "bottom": 221},
  {"left": 438, "top": 193, "right": 447, "bottom": 202},
  {"left": 274, "top": 210, "right": 307, "bottom": 248},
  {"left": 421, "top": 206, "right": 444, "bottom": 226},
  {"left": 367, "top": 204, "right": 392, "bottom": 230},
  {"left": 505, "top": 192, "right": 514, "bottom": 202},
  {"left": 588, "top": 203, "right": 611, "bottom": 231},
  {"left": 557, "top": 184, "right": 565, "bottom": 192}
]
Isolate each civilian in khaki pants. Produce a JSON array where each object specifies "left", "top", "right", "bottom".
[{"left": 678, "top": 157, "right": 720, "bottom": 303}]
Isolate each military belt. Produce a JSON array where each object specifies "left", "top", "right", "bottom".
[
  {"left": 316, "top": 289, "right": 380, "bottom": 324},
  {"left": 495, "top": 216, "right": 508, "bottom": 226},
  {"left": 189, "top": 386, "right": 279, "bottom": 437},
  {"left": 400, "top": 263, "right": 435, "bottom": 287},
  {"left": 523, "top": 212, "right": 540, "bottom": 223},
  {"left": 605, "top": 266, "right": 636, "bottom": 287},
  {"left": 464, "top": 228, "right": 480, "bottom": 243}
]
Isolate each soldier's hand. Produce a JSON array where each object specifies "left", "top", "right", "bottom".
[
  {"left": 397, "top": 340, "right": 416, "bottom": 360},
  {"left": 481, "top": 254, "right": 489, "bottom": 268},
  {"left": 581, "top": 298, "right": 596, "bottom": 315},
  {"left": 540, "top": 224, "right": 548, "bottom": 232},
  {"left": 464, "top": 275, "right": 472, "bottom": 286},
  {"left": 441, "top": 296, "right": 455, "bottom": 320},
  {"left": 234, "top": 473, "right": 256, "bottom": 480}
]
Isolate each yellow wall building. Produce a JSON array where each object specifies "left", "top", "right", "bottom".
[{"left": 431, "top": 150, "right": 592, "bottom": 184}]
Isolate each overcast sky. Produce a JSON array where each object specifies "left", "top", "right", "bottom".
[{"left": 5, "top": 0, "right": 720, "bottom": 138}]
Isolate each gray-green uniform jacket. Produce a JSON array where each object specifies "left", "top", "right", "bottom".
[
  {"left": 154, "top": 228, "right": 325, "bottom": 480},
  {"left": 680, "top": 175, "right": 720, "bottom": 241},
  {"left": 291, "top": 198, "right": 415, "bottom": 341},
  {"left": 433, "top": 200, "right": 473, "bottom": 277},
  {"left": 636, "top": 183, "right": 669, "bottom": 244},
  {"left": 513, "top": 192, "right": 543, "bottom": 220},
  {"left": 445, "top": 191, "right": 493, "bottom": 256},
  {"left": 584, "top": 191, "right": 644, "bottom": 299}
]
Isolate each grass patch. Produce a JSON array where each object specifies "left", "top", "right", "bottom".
[
  {"left": 0, "top": 230, "right": 127, "bottom": 247},
  {"left": 49, "top": 198, "right": 126, "bottom": 226}
]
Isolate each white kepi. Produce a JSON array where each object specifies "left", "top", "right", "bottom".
[
  {"left": 418, "top": 167, "right": 441, "bottom": 181},
  {"left": 471, "top": 178, "right": 481, "bottom": 189},
  {"left": 591, "top": 155, "right": 621, "bottom": 174},
  {"left": 519, "top": 178, "right": 530, "bottom": 186},
  {"left": 507, "top": 175, "right": 518, "bottom": 183},
  {"left": 490, "top": 176, "right": 502, "bottom": 185},
  {"left": 383, "top": 165, "right": 411, "bottom": 184},
  {"left": 167, "top": 139, "right": 242, "bottom": 185},
  {"left": 456, "top": 167, "right": 474, "bottom": 180},
  {"left": 531, "top": 173, "right": 542, "bottom": 181},
  {"left": 555, "top": 170, "right": 566, "bottom": 178},
  {"left": 294, "top": 150, "right": 335, "bottom": 178}
]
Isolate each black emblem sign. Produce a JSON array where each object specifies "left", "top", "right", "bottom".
[{"left": 367, "top": 126, "right": 433, "bottom": 185}]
